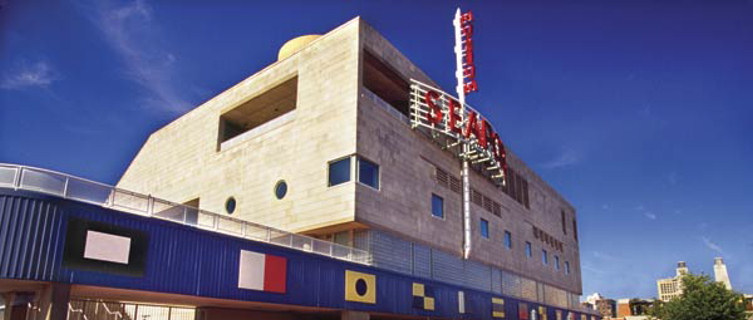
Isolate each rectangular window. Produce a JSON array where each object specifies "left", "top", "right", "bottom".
[
  {"left": 565, "top": 261, "right": 571, "bottom": 275},
  {"left": 328, "top": 157, "right": 351, "bottom": 186},
  {"left": 504, "top": 231, "right": 512, "bottom": 249},
  {"left": 542, "top": 249, "right": 548, "bottom": 265},
  {"left": 363, "top": 50, "right": 410, "bottom": 117},
  {"left": 573, "top": 218, "right": 578, "bottom": 241},
  {"left": 561, "top": 210, "right": 567, "bottom": 235},
  {"left": 480, "top": 218, "right": 490, "bottom": 238},
  {"left": 218, "top": 76, "right": 298, "bottom": 146},
  {"left": 526, "top": 242, "right": 532, "bottom": 258},
  {"left": 357, "top": 157, "right": 379, "bottom": 189},
  {"left": 555, "top": 256, "right": 560, "bottom": 270},
  {"left": 431, "top": 194, "right": 444, "bottom": 219}
]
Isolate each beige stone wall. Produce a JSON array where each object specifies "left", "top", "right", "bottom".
[
  {"left": 355, "top": 20, "right": 582, "bottom": 294},
  {"left": 118, "top": 17, "right": 583, "bottom": 295},
  {"left": 118, "top": 18, "right": 363, "bottom": 232}
]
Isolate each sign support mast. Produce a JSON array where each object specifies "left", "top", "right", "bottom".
[{"left": 453, "top": 8, "right": 472, "bottom": 260}]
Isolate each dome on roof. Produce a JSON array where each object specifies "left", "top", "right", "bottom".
[{"left": 278, "top": 35, "right": 322, "bottom": 61}]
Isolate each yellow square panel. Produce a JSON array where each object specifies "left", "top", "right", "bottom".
[
  {"left": 344, "top": 270, "right": 376, "bottom": 304},
  {"left": 424, "top": 297, "right": 435, "bottom": 311},
  {"left": 412, "top": 283, "right": 425, "bottom": 297}
]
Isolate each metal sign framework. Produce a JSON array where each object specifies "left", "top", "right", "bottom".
[
  {"left": 409, "top": 80, "right": 508, "bottom": 186},
  {"left": 408, "top": 8, "right": 509, "bottom": 260}
]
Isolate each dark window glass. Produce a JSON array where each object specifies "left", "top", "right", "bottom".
[
  {"left": 480, "top": 218, "right": 490, "bottom": 238},
  {"left": 565, "top": 261, "right": 571, "bottom": 274},
  {"left": 573, "top": 218, "right": 579, "bottom": 241},
  {"left": 275, "top": 180, "right": 287, "bottom": 199},
  {"left": 504, "top": 231, "right": 512, "bottom": 249},
  {"left": 328, "top": 158, "right": 351, "bottom": 186},
  {"left": 561, "top": 210, "right": 567, "bottom": 235},
  {"left": 555, "top": 256, "right": 560, "bottom": 270},
  {"left": 358, "top": 158, "right": 379, "bottom": 189},
  {"left": 225, "top": 197, "right": 236, "bottom": 214},
  {"left": 431, "top": 194, "right": 444, "bottom": 218},
  {"left": 526, "top": 242, "right": 532, "bottom": 257},
  {"left": 542, "top": 249, "right": 548, "bottom": 265}
]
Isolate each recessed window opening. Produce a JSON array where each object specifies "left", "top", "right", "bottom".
[
  {"left": 357, "top": 157, "right": 380, "bottom": 190},
  {"left": 328, "top": 157, "right": 351, "bottom": 187},
  {"left": 225, "top": 197, "right": 236, "bottom": 214},
  {"left": 504, "top": 231, "right": 512, "bottom": 249},
  {"left": 363, "top": 50, "right": 410, "bottom": 117},
  {"left": 525, "top": 242, "right": 532, "bottom": 258},
  {"left": 219, "top": 76, "right": 298, "bottom": 145},
  {"left": 480, "top": 218, "right": 489, "bottom": 238},
  {"left": 542, "top": 249, "right": 548, "bottom": 265},
  {"left": 275, "top": 180, "right": 288, "bottom": 199},
  {"left": 431, "top": 194, "right": 444, "bottom": 219}
]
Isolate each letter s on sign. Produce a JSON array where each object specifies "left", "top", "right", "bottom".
[{"left": 424, "top": 90, "right": 443, "bottom": 125}]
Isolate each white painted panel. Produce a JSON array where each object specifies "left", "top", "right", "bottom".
[
  {"left": 238, "top": 250, "right": 265, "bottom": 290},
  {"left": 83, "top": 230, "right": 131, "bottom": 264}
]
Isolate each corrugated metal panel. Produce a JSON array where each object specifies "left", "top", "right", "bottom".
[
  {"left": 0, "top": 194, "right": 63, "bottom": 281},
  {"left": 432, "top": 248, "right": 464, "bottom": 284},
  {"left": 491, "top": 267, "right": 502, "bottom": 294},
  {"left": 464, "top": 259, "right": 491, "bottom": 291},
  {"left": 370, "top": 230, "right": 412, "bottom": 274},
  {"left": 502, "top": 270, "right": 523, "bottom": 298},
  {"left": 411, "top": 242, "right": 431, "bottom": 279},
  {"left": 0, "top": 189, "right": 600, "bottom": 320}
]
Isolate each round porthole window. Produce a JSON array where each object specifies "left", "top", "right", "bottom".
[
  {"left": 225, "top": 197, "right": 236, "bottom": 214},
  {"left": 275, "top": 180, "right": 288, "bottom": 199}
]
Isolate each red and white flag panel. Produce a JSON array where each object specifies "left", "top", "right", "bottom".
[{"left": 238, "top": 250, "right": 287, "bottom": 294}]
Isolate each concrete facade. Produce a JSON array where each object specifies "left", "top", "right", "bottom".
[{"left": 118, "top": 17, "right": 583, "bottom": 300}]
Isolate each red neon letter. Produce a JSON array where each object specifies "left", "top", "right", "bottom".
[
  {"left": 464, "top": 111, "right": 477, "bottom": 139},
  {"left": 461, "top": 11, "right": 473, "bottom": 24},
  {"left": 462, "top": 24, "right": 473, "bottom": 38},
  {"left": 424, "top": 90, "right": 443, "bottom": 125},
  {"left": 463, "top": 65, "right": 476, "bottom": 79},
  {"left": 448, "top": 99, "right": 462, "bottom": 135},
  {"left": 464, "top": 80, "right": 478, "bottom": 94}
]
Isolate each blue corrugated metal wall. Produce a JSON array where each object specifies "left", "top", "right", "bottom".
[{"left": 0, "top": 189, "right": 599, "bottom": 320}]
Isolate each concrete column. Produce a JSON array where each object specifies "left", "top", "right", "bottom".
[
  {"left": 341, "top": 311, "right": 369, "bottom": 320},
  {"left": 3, "top": 292, "right": 34, "bottom": 320},
  {"left": 46, "top": 283, "right": 71, "bottom": 320}
]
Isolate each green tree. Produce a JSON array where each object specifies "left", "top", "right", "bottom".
[{"left": 648, "top": 273, "right": 746, "bottom": 320}]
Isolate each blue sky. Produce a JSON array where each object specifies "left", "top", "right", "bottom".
[{"left": 2, "top": 1, "right": 752, "bottom": 299}]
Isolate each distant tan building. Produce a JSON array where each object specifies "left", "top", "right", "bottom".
[
  {"left": 713, "top": 257, "right": 733, "bottom": 290},
  {"left": 118, "top": 17, "right": 585, "bottom": 308},
  {"left": 657, "top": 261, "right": 689, "bottom": 301}
]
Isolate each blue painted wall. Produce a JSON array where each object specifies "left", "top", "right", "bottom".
[{"left": 0, "top": 189, "right": 599, "bottom": 320}]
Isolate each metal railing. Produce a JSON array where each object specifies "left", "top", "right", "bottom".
[
  {"left": 67, "top": 300, "right": 194, "bottom": 320},
  {"left": 0, "top": 163, "right": 370, "bottom": 264}
]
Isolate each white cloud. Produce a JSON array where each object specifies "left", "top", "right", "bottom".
[
  {"left": 643, "top": 211, "right": 657, "bottom": 220},
  {"left": 701, "top": 237, "right": 725, "bottom": 256},
  {"left": 80, "top": 0, "right": 190, "bottom": 114},
  {"left": 541, "top": 148, "right": 581, "bottom": 169},
  {"left": 1, "top": 61, "right": 59, "bottom": 90}
]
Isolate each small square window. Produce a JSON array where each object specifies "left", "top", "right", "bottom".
[
  {"left": 480, "top": 218, "right": 489, "bottom": 238},
  {"left": 555, "top": 256, "right": 560, "bottom": 270},
  {"left": 525, "top": 242, "right": 532, "bottom": 258},
  {"left": 431, "top": 194, "right": 444, "bottom": 219},
  {"left": 358, "top": 157, "right": 380, "bottom": 189},
  {"left": 328, "top": 157, "right": 351, "bottom": 186},
  {"left": 542, "top": 249, "right": 548, "bottom": 265},
  {"left": 504, "top": 231, "right": 512, "bottom": 249}
]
